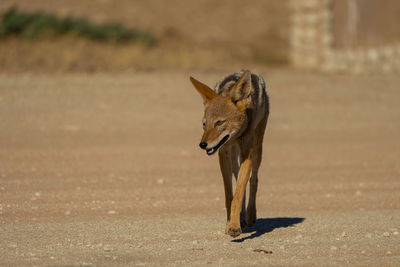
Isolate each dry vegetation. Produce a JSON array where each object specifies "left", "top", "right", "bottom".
[{"left": 0, "top": 0, "right": 289, "bottom": 72}]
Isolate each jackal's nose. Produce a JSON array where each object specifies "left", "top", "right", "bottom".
[{"left": 199, "top": 142, "right": 208, "bottom": 149}]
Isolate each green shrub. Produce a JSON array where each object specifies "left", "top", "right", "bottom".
[{"left": 0, "top": 7, "right": 156, "bottom": 46}]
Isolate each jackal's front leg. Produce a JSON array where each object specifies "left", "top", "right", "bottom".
[
  {"left": 218, "top": 149, "right": 233, "bottom": 225},
  {"left": 227, "top": 158, "right": 252, "bottom": 237}
]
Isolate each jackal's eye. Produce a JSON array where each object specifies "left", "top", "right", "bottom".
[
  {"left": 202, "top": 122, "right": 206, "bottom": 128},
  {"left": 215, "top": 120, "right": 225, "bottom": 126}
]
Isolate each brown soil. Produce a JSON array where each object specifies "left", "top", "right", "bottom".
[{"left": 0, "top": 69, "right": 399, "bottom": 265}]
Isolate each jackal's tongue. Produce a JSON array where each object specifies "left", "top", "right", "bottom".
[{"left": 206, "top": 148, "right": 214, "bottom": 155}]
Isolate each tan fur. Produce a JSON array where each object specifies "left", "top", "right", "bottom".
[{"left": 190, "top": 70, "right": 269, "bottom": 237}]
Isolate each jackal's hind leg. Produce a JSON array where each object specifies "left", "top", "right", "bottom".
[
  {"left": 247, "top": 116, "right": 267, "bottom": 227},
  {"left": 247, "top": 143, "right": 264, "bottom": 226},
  {"left": 240, "top": 189, "right": 247, "bottom": 229},
  {"left": 246, "top": 160, "right": 259, "bottom": 227}
]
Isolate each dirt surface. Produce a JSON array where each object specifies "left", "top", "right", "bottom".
[{"left": 0, "top": 69, "right": 399, "bottom": 265}]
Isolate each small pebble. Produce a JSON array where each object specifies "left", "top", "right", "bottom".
[
  {"left": 107, "top": 210, "right": 117, "bottom": 215},
  {"left": 330, "top": 246, "right": 338, "bottom": 251},
  {"left": 253, "top": 249, "right": 272, "bottom": 254},
  {"left": 393, "top": 231, "right": 399, "bottom": 235},
  {"left": 383, "top": 232, "right": 390, "bottom": 237},
  {"left": 103, "top": 246, "right": 112, "bottom": 252}
]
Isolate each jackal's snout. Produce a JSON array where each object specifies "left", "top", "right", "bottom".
[{"left": 199, "top": 142, "right": 207, "bottom": 149}]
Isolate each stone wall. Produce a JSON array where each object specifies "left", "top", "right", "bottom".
[{"left": 289, "top": 0, "right": 400, "bottom": 73}]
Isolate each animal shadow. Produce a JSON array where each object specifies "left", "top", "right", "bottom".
[{"left": 232, "top": 217, "right": 305, "bottom": 243}]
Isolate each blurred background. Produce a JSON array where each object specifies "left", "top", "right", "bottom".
[
  {"left": 0, "top": 0, "right": 289, "bottom": 73},
  {"left": 0, "top": 0, "right": 399, "bottom": 73}
]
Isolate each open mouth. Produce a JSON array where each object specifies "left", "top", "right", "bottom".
[{"left": 206, "top": 135, "right": 230, "bottom": 155}]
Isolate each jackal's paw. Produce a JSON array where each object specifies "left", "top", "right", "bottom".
[
  {"left": 226, "top": 222, "right": 242, "bottom": 237},
  {"left": 246, "top": 210, "right": 257, "bottom": 227}
]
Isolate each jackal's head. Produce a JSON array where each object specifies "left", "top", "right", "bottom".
[{"left": 190, "top": 71, "right": 253, "bottom": 155}]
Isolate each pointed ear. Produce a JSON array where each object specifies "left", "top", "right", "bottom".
[
  {"left": 190, "top": 76, "right": 218, "bottom": 105},
  {"left": 229, "top": 70, "right": 252, "bottom": 106}
]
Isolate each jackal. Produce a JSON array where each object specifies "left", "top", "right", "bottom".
[{"left": 190, "top": 70, "right": 269, "bottom": 237}]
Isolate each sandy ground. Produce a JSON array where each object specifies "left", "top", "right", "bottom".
[{"left": 0, "top": 69, "right": 399, "bottom": 266}]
